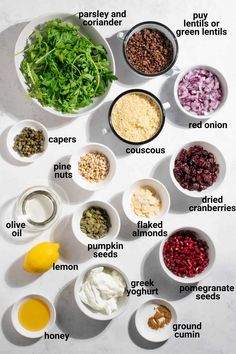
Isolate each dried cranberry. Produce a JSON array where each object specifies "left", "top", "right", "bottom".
[
  {"left": 163, "top": 230, "right": 209, "bottom": 278},
  {"left": 173, "top": 145, "right": 219, "bottom": 191}
]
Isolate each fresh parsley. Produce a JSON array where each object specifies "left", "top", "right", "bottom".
[{"left": 20, "top": 19, "right": 117, "bottom": 113}]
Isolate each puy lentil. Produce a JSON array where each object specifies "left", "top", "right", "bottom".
[
  {"left": 80, "top": 207, "right": 111, "bottom": 239},
  {"left": 13, "top": 127, "right": 45, "bottom": 157},
  {"left": 125, "top": 28, "right": 173, "bottom": 75}
]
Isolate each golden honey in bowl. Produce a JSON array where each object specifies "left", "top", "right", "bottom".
[{"left": 18, "top": 298, "right": 50, "bottom": 331}]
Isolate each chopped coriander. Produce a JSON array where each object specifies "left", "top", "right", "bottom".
[{"left": 20, "top": 19, "right": 117, "bottom": 113}]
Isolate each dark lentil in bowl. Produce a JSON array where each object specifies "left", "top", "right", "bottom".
[{"left": 122, "top": 21, "right": 178, "bottom": 77}]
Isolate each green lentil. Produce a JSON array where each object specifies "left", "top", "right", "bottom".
[
  {"left": 80, "top": 207, "right": 111, "bottom": 239},
  {"left": 13, "top": 127, "right": 45, "bottom": 157}
]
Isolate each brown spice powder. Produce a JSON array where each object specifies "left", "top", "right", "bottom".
[{"left": 147, "top": 305, "right": 172, "bottom": 330}]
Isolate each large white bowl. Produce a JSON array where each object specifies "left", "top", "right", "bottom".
[
  {"left": 174, "top": 65, "right": 228, "bottom": 120},
  {"left": 170, "top": 141, "right": 226, "bottom": 198},
  {"left": 7, "top": 119, "right": 48, "bottom": 163},
  {"left": 135, "top": 298, "right": 177, "bottom": 342},
  {"left": 11, "top": 294, "right": 56, "bottom": 338},
  {"left": 74, "top": 263, "right": 130, "bottom": 320},
  {"left": 72, "top": 200, "right": 120, "bottom": 247},
  {"left": 70, "top": 143, "right": 117, "bottom": 191},
  {"left": 15, "top": 13, "right": 115, "bottom": 118},
  {"left": 159, "top": 227, "right": 216, "bottom": 284},
  {"left": 122, "top": 178, "right": 170, "bottom": 224}
]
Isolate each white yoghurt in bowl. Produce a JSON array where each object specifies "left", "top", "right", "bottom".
[
  {"left": 79, "top": 266, "right": 126, "bottom": 315},
  {"left": 74, "top": 264, "right": 130, "bottom": 320}
]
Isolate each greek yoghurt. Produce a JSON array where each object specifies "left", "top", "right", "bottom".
[{"left": 79, "top": 266, "right": 126, "bottom": 315}]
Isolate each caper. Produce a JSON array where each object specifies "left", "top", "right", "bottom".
[{"left": 13, "top": 126, "right": 45, "bottom": 157}]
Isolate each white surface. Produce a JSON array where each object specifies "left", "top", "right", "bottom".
[{"left": 0, "top": 0, "right": 236, "bottom": 353}]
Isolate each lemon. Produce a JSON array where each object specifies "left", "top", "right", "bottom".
[{"left": 24, "top": 242, "right": 60, "bottom": 273}]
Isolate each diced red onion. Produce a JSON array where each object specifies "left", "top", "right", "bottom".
[{"left": 177, "top": 69, "right": 223, "bottom": 116}]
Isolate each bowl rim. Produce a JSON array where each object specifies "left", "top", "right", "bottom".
[
  {"left": 11, "top": 293, "right": 56, "bottom": 338},
  {"left": 15, "top": 184, "right": 62, "bottom": 232},
  {"left": 14, "top": 12, "right": 116, "bottom": 118},
  {"left": 71, "top": 200, "right": 121, "bottom": 246},
  {"left": 108, "top": 89, "right": 166, "bottom": 145},
  {"left": 122, "top": 177, "right": 171, "bottom": 224},
  {"left": 7, "top": 119, "right": 49, "bottom": 163},
  {"left": 135, "top": 297, "right": 178, "bottom": 342},
  {"left": 169, "top": 140, "right": 226, "bottom": 198},
  {"left": 122, "top": 21, "right": 179, "bottom": 77},
  {"left": 74, "top": 262, "right": 130, "bottom": 320},
  {"left": 69, "top": 142, "right": 117, "bottom": 191},
  {"left": 173, "top": 64, "right": 228, "bottom": 119},
  {"left": 159, "top": 226, "right": 216, "bottom": 283}
]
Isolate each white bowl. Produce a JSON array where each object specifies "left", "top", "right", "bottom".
[
  {"left": 15, "top": 185, "right": 62, "bottom": 232},
  {"left": 72, "top": 200, "right": 120, "bottom": 247},
  {"left": 7, "top": 120, "right": 48, "bottom": 163},
  {"left": 135, "top": 298, "right": 177, "bottom": 342},
  {"left": 170, "top": 141, "right": 226, "bottom": 198},
  {"left": 159, "top": 227, "right": 216, "bottom": 283},
  {"left": 122, "top": 178, "right": 170, "bottom": 224},
  {"left": 74, "top": 263, "right": 130, "bottom": 320},
  {"left": 70, "top": 143, "right": 117, "bottom": 191},
  {"left": 15, "top": 13, "right": 115, "bottom": 118},
  {"left": 11, "top": 294, "right": 56, "bottom": 338},
  {"left": 174, "top": 65, "right": 228, "bottom": 119}
]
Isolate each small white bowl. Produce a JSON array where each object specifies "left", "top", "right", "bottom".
[
  {"left": 11, "top": 294, "right": 56, "bottom": 338},
  {"left": 122, "top": 178, "right": 170, "bottom": 224},
  {"left": 70, "top": 143, "right": 117, "bottom": 191},
  {"left": 15, "top": 13, "right": 115, "bottom": 118},
  {"left": 72, "top": 200, "right": 120, "bottom": 246},
  {"left": 159, "top": 227, "right": 216, "bottom": 284},
  {"left": 135, "top": 298, "right": 177, "bottom": 342},
  {"left": 74, "top": 263, "right": 130, "bottom": 320},
  {"left": 7, "top": 119, "right": 48, "bottom": 163},
  {"left": 170, "top": 141, "right": 226, "bottom": 198},
  {"left": 174, "top": 65, "right": 228, "bottom": 120}
]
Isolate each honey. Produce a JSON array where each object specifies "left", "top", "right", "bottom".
[{"left": 18, "top": 298, "right": 50, "bottom": 331}]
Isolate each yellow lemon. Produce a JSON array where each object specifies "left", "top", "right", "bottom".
[{"left": 24, "top": 242, "right": 60, "bottom": 273}]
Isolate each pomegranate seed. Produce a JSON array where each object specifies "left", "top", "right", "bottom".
[{"left": 163, "top": 230, "right": 209, "bottom": 278}]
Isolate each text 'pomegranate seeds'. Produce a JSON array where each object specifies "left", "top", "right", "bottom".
[
  {"left": 173, "top": 145, "right": 219, "bottom": 192},
  {"left": 163, "top": 230, "right": 209, "bottom": 278}
]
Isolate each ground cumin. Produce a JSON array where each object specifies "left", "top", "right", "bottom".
[{"left": 147, "top": 305, "right": 172, "bottom": 330}]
